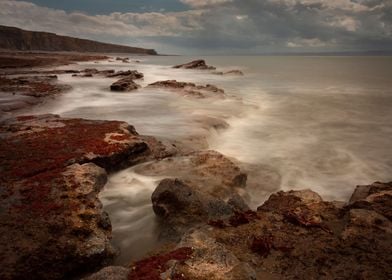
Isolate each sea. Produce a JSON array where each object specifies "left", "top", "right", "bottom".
[{"left": 16, "top": 55, "right": 392, "bottom": 263}]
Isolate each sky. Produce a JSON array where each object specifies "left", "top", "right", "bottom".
[{"left": 0, "top": 0, "right": 391, "bottom": 54}]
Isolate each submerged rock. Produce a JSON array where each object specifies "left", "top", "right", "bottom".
[
  {"left": 0, "top": 75, "right": 70, "bottom": 112},
  {"left": 110, "top": 77, "right": 140, "bottom": 92},
  {"left": 213, "top": 69, "right": 245, "bottom": 76},
  {"left": 0, "top": 114, "right": 153, "bottom": 279},
  {"left": 173, "top": 59, "right": 216, "bottom": 70},
  {"left": 148, "top": 80, "right": 225, "bottom": 98}
]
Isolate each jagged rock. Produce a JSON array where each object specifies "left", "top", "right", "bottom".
[
  {"left": 132, "top": 182, "right": 392, "bottom": 279},
  {"left": 173, "top": 59, "right": 216, "bottom": 70},
  {"left": 148, "top": 80, "right": 225, "bottom": 98},
  {"left": 0, "top": 114, "right": 154, "bottom": 279},
  {"left": 107, "top": 70, "right": 144, "bottom": 79},
  {"left": 110, "top": 77, "right": 140, "bottom": 92},
  {"left": 146, "top": 151, "right": 248, "bottom": 239},
  {"left": 82, "top": 266, "right": 130, "bottom": 280}
]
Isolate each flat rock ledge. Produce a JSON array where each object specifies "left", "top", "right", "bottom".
[
  {"left": 0, "top": 114, "right": 157, "bottom": 280},
  {"left": 148, "top": 80, "right": 225, "bottom": 98}
]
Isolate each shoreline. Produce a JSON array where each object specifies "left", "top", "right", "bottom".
[{"left": 0, "top": 53, "right": 391, "bottom": 279}]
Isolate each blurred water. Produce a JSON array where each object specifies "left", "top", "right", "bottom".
[{"left": 20, "top": 55, "right": 392, "bottom": 262}]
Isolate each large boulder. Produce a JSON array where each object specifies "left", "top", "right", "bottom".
[
  {"left": 173, "top": 59, "right": 216, "bottom": 70},
  {"left": 0, "top": 114, "right": 152, "bottom": 279},
  {"left": 146, "top": 151, "right": 248, "bottom": 239},
  {"left": 110, "top": 77, "right": 140, "bottom": 92}
]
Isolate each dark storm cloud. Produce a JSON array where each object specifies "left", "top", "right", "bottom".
[{"left": 1, "top": 0, "right": 392, "bottom": 54}]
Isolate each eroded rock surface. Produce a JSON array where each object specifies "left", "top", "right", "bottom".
[
  {"left": 148, "top": 80, "right": 225, "bottom": 98},
  {"left": 142, "top": 182, "right": 392, "bottom": 280},
  {"left": 110, "top": 77, "right": 140, "bottom": 92},
  {"left": 0, "top": 114, "right": 152, "bottom": 279},
  {"left": 137, "top": 150, "right": 248, "bottom": 239},
  {"left": 173, "top": 59, "right": 216, "bottom": 70},
  {"left": 0, "top": 75, "right": 70, "bottom": 112}
]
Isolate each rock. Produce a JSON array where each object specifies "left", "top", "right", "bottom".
[
  {"left": 213, "top": 70, "right": 244, "bottom": 76},
  {"left": 173, "top": 59, "right": 216, "bottom": 70},
  {"left": 148, "top": 80, "right": 225, "bottom": 98},
  {"left": 224, "top": 70, "right": 244, "bottom": 76},
  {"left": 110, "top": 77, "right": 140, "bottom": 92},
  {"left": 107, "top": 70, "right": 144, "bottom": 79},
  {"left": 82, "top": 266, "right": 130, "bottom": 280},
  {"left": 115, "top": 57, "right": 130, "bottom": 63},
  {"left": 0, "top": 75, "right": 71, "bottom": 112},
  {"left": 0, "top": 114, "right": 155, "bottom": 279},
  {"left": 348, "top": 182, "right": 392, "bottom": 220},
  {"left": 131, "top": 182, "right": 392, "bottom": 279},
  {"left": 137, "top": 150, "right": 247, "bottom": 197},
  {"left": 147, "top": 151, "right": 248, "bottom": 239}
]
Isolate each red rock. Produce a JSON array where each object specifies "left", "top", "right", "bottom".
[{"left": 0, "top": 114, "right": 151, "bottom": 279}]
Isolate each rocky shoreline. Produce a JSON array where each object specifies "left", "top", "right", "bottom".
[{"left": 0, "top": 56, "right": 391, "bottom": 280}]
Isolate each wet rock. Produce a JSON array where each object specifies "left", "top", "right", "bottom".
[
  {"left": 107, "top": 70, "right": 144, "bottom": 79},
  {"left": 0, "top": 75, "right": 71, "bottom": 112},
  {"left": 115, "top": 57, "right": 130, "bottom": 63},
  {"left": 82, "top": 266, "right": 130, "bottom": 280},
  {"left": 110, "top": 77, "right": 140, "bottom": 92},
  {"left": 173, "top": 59, "right": 216, "bottom": 70},
  {"left": 147, "top": 151, "right": 248, "bottom": 239},
  {"left": 135, "top": 182, "right": 392, "bottom": 279},
  {"left": 213, "top": 70, "right": 244, "bottom": 76},
  {"left": 348, "top": 181, "right": 392, "bottom": 220},
  {"left": 148, "top": 80, "right": 225, "bottom": 98},
  {"left": 0, "top": 114, "right": 154, "bottom": 279}
]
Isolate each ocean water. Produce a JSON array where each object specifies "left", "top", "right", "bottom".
[{"left": 17, "top": 55, "right": 392, "bottom": 262}]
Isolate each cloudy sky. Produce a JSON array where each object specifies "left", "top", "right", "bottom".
[{"left": 1, "top": 0, "right": 391, "bottom": 54}]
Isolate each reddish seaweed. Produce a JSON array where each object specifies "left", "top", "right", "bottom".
[{"left": 128, "top": 247, "right": 193, "bottom": 280}]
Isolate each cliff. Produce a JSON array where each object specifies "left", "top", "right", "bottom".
[{"left": 0, "top": 25, "right": 157, "bottom": 55}]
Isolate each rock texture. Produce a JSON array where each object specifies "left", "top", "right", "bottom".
[
  {"left": 0, "top": 114, "right": 152, "bottom": 279},
  {"left": 137, "top": 182, "right": 392, "bottom": 280},
  {"left": 110, "top": 77, "right": 141, "bottom": 92},
  {"left": 136, "top": 150, "right": 248, "bottom": 239},
  {"left": 0, "top": 75, "right": 71, "bottom": 112},
  {"left": 173, "top": 59, "right": 216, "bottom": 70},
  {"left": 148, "top": 80, "right": 225, "bottom": 98},
  {"left": 0, "top": 25, "right": 157, "bottom": 54}
]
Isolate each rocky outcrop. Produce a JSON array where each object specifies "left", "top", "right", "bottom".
[
  {"left": 107, "top": 70, "right": 144, "bottom": 79},
  {"left": 0, "top": 25, "right": 157, "bottom": 54},
  {"left": 148, "top": 80, "right": 225, "bottom": 98},
  {"left": 137, "top": 182, "right": 392, "bottom": 279},
  {"left": 136, "top": 150, "right": 248, "bottom": 239},
  {"left": 0, "top": 114, "right": 153, "bottom": 279},
  {"left": 173, "top": 59, "right": 216, "bottom": 70},
  {"left": 110, "top": 77, "right": 140, "bottom": 92},
  {"left": 0, "top": 75, "right": 71, "bottom": 112}
]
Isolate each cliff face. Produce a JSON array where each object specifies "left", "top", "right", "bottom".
[{"left": 0, "top": 25, "right": 157, "bottom": 55}]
